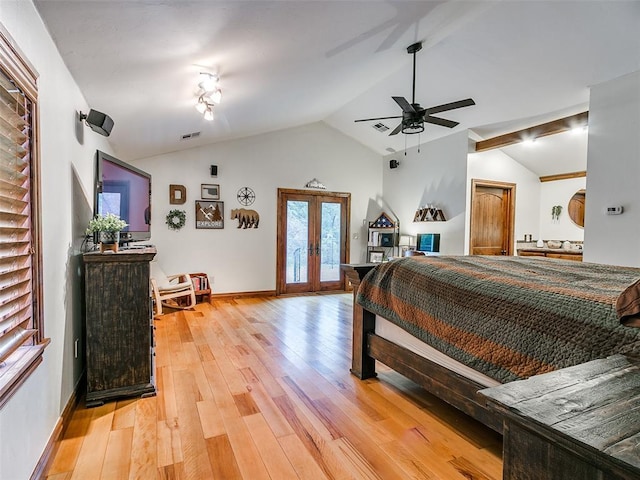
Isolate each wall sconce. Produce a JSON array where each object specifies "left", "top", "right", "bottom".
[
  {"left": 79, "top": 109, "right": 114, "bottom": 137},
  {"left": 195, "top": 72, "right": 222, "bottom": 121}
]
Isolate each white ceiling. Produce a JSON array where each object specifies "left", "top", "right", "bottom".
[{"left": 34, "top": 0, "right": 640, "bottom": 175}]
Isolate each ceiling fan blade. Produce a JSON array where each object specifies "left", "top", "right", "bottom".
[
  {"left": 354, "top": 115, "right": 402, "bottom": 123},
  {"left": 425, "top": 98, "right": 475, "bottom": 115},
  {"left": 389, "top": 123, "right": 404, "bottom": 136},
  {"left": 424, "top": 115, "right": 459, "bottom": 128},
  {"left": 392, "top": 96, "right": 416, "bottom": 113}
]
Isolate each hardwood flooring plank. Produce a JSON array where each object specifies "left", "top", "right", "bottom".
[
  {"left": 100, "top": 427, "right": 133, "bottom": 480},
  {"left": 46, "top": 406, "right": 94, "bottom": 476},
  {"left": 223, "top": 415, "right": 271, "bottom": 480},
  {"left": 249, "top": 382, "right": 295, "bottom": 438},
  {"left": 157, "top": 462, "right": 185, "bottom": 480},
  {"left": 69, "top": 403, "right": 115, "bottom": 480},
  {"left": 128, "top": 397, "right": 157, "bottom": 480},
  {"left": 111, "top": 398, "right": 137, "bottom": 430},
  {"left": 206, "top": 434, "right": 243, "bottom": 480},
  {"left": 278, "top": 432, "right": 331, "bottom": 480},
  {"left": 172, "top": 367, "right": 215, "bottom": 479},
  {"left": 271, "top": 394, "right": 347, "bottom": 479},
  {"left": 233, "top": 392, "right": 260, "bottom": 417},
  {"left": 243, "top": 413, "right": 299, "bottom": 479},
  {"left": 196, "top": 400, "right": 226, "bottom": 439},
  {"left": 45, "top": 473, "right": 73, "bottom": 480}
]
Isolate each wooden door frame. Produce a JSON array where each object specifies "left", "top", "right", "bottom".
[
  {"left": 276, "top": 188, "right": 350, "bottom": 295},
  {"left": 469, "top": 179, "right": 516, "bottom": 256}
]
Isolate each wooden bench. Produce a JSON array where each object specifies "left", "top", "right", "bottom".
[{"left": 480, "top": 354, "right": 640, "bottom": 480}]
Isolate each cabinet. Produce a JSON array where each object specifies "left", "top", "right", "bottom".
[
  {"left": 83, "top": 247, "right": 157, "bottom": 407},
  {"left": 518, "top": 249, "right": 582, "bottom": 262},
  {"left": 367, "top": 212, "right": 399, "bottom": 261}
]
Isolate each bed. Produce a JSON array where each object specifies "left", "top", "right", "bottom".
[{"left": 345, "top": 256, "right": 640, "bottom": 432}]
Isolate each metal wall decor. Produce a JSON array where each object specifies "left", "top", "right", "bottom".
[{"left": 237, "top": 186, "right": 255, "bottom": 206}]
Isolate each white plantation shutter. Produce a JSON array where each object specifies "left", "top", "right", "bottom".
[
  {"left": 0, "top": 70, "right": 35, "bottom": 361},
  {"left": 0, "top": 25, "right": 46, "bottom": 407}
]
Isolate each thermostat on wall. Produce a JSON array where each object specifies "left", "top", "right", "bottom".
[{"left": 606, "top": 206, "right": 623, "bottom": 215}]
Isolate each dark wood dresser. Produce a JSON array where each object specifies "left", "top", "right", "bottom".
[
  {"left": 481, "top": 354, "right": 640, "bottom": 480},
  {"left": 83, "top": 247, "right": 157, "bottom": 407}
]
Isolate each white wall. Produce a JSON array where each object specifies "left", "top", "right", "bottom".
[
  {"left": 539, "top": 177, "right": 585, "bottom": 242},
  {"left": 584, "top": 70, "right": 640, "bottom": 266},
  {"left": 133, "top": 122, "right": 382, "bottom": 293},
  {"left": 382, "top": 131, "right": 469, "bottom": 255},
  {"left": 0, "top": 3, "right": 113, "bottom": 479},
  {"left": 466, "top": 148, "right": 541, "bottom": 252}
]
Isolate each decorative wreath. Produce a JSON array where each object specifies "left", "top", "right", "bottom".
[{"left": 165, "top": 209, "right": 186, "bottom": 231}]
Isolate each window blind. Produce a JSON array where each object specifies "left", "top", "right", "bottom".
[{"left": 0, "top": 69, "right": 35, "bottom": 364}]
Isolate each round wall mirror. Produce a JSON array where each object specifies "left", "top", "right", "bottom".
[{"left": 568, "top": 189, "right": 585, "bottom": 227}]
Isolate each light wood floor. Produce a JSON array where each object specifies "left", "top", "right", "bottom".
[{"left": 45, "top": 294, "right": 502, "bottom": 479}]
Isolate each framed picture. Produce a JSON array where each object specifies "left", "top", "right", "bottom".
[
  {"left": 379, "top": 232, "right": 394, "bottom": 247},
  {"left": 201, "top": 183, "right": 220, "bottom": 200},
  {"left": 368, "top": 250, "right": 384, "bottom": 263},
  {"left": 195, "top": 200, "right": 224, "bottom": 229}
]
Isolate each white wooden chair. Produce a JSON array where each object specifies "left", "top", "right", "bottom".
[{"left": 150, "top": 261, "right": 196, "bottom": 316}]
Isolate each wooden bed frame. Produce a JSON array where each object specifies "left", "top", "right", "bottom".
[{"left": 343, "top": 264, "right": 503, "bottom": 433}]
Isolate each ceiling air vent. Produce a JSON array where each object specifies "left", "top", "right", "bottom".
[
  {"left": 372, "top": 123, "right": 389, "bottom": 132},
  {"left": 180, "top": 131, "right": 201, "bottom": 141}
]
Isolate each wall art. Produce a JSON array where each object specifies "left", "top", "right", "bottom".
[
  {"left": 230, "top": 208, "right": 259, "bottom": 229},
  {"left": 195, "top": 200, "right": 224, "bottom": 229},
  {"left": 169, "top": 184, "right": 186, "bottom": 204},
  {"left": 201, "top": 183, "right": 220, "bottom": 200}
]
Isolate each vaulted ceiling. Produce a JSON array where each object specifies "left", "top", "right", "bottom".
[{"left": 34, "top": 0, "right": 640, "bottom": 174}]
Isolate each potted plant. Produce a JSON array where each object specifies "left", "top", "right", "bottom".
[{"left": 86, "top": 213, "right": 128, "bottom": 252}]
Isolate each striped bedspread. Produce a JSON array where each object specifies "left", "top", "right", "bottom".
[{"left": 356, "top": 256, "right": 640, "bottom": 383}]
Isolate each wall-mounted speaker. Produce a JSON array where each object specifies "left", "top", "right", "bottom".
[
  {"left": 79, "top": 109, "right": 114, "bottom": 137},
  {"left": 389, "top": 159, "right": 400, "bottom": 169},
  {"left": 210, "top": 165, "right": 218, "bottom": 177}
]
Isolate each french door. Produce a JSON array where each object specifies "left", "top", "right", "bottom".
[{"left": 276, "top": 189, "right": 350, "bottom": 294}]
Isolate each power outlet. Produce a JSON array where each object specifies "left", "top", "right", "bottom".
[{"left": 74, "top": 338, "right": 79, "bottom": 359}]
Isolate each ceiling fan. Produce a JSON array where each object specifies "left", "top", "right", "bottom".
[{"left": 355, "top": 42, "right": 475, "bottom": 135}]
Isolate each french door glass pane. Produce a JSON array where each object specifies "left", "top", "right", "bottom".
[
  {"left": 286, "top": 200, "right": 308, "bottom": 284},
  {"left": 320, "top": 202, "right": 341, "bottom": 282}
]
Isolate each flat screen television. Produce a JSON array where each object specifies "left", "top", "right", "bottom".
[
  {"left": 95, "top": 150, "right": 151, "bottom": 243},
  {"left": 416, "top": 233, "right": 440, "bottom": 253}
]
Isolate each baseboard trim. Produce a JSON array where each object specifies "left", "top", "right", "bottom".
[
  {"left": 211, "top": 290, "right": 276, "bottom": 300},
  {"left": 31, "top": 374, "right": 83, "bottom": 480}
]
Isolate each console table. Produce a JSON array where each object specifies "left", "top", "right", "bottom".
[
  {"left": 480, "top": 354, "right": 640, "bottom": 480},
  {"left": 83, "top": 247, "right": 157, "bottom": 407}
]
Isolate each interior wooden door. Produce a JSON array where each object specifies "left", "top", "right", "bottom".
[
  {"left": 277, "top": 189, "right": 350, "bottom": 294},
  {"left": 470, "top": 180, "right": 515, "bottom": 255}
]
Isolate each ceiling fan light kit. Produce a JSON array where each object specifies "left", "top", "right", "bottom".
[
  {"left": 195, "top": 72, "right": 222, "bottom": 121},
  {"left": 355, "top": 41, "right": 475, "bottom": 136}
]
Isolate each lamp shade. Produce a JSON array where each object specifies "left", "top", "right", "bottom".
[{"left": 399, "top": 235, "right": 412, "bottom": 246}]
